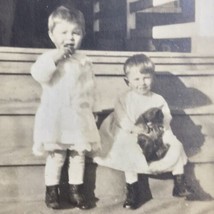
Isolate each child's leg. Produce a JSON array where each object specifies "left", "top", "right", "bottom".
[
  {"left": 67, "top": 150, "right": 89, "bottom": 209},
  {"left": 123, "top": 172, "right": 138, "bottom": 209},
  {"left": 171, "top": 147, "right": 192, "bottom": 197},
  {"left": 45, "top": 150, "right": 67, "bottom": 185},
  {"left": 68, "top": 150, "right": 85, "bottom": 185},
  {"left": 45, "top": 150, "right": 67, "bottom": 209}
]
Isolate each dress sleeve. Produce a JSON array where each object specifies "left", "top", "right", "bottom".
[
  {"left": 89, "top": 62, "right": 102, "bottom": 112},
  {"left": 161, "top": 97, "right": 181, "bottom": 146},
  {"left": 161, "top": 98, "right": 172, "bottom": 131},
  {"left": 31, "top": 52, "right": 56, "bottom": 84},
  {"left": 82, "top": 58, "right": 102, "bottom": 113}
]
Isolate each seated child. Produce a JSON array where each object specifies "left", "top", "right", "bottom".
[{"left": 94, "top": 54, "right": 192, "bottom": 209}]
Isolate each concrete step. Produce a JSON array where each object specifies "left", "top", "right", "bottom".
[
  {"left": 0, "top": 162, "right": 154, "bottom": 202},
  {"left": 1, "top": 198, "right": 214, "bottom": 214},
  {"left": 1, "top": 159, "right": 213, "bottom": 203},
  {"left": 1, "top": 48, "right": 214, "bottom": 209}
]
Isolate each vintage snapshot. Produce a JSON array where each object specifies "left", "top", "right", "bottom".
[{"left": 0, "top": 0, "right": 214, "bottom": 213}]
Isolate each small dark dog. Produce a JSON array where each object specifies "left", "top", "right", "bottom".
[{"left": 135, "top": 108, "right": 170, "bottom": 163}]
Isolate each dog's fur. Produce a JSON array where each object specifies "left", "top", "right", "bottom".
[{"left": 135, "top": 108, "right": 170, "bottom": 163}]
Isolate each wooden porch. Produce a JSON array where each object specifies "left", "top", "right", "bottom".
[{"left": 0, "top": 47, "right": 214, "bottom": 213}]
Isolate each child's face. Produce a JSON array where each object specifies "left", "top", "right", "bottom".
[
  {"left": 49, "top": 20, "right": 84, "bottom": 51},
  {"left": 126, "top": 68, "right": 153, "bottom": 95}
]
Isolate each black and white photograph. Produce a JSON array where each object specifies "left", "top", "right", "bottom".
[{"left": 0, "top": 0, "right": 214, "bottom": 213}]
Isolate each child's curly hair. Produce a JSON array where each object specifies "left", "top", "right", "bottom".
[{"left": 48, "top": 6, "right": 85, "bottom": 35}]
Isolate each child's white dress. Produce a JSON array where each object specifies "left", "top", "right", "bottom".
[
  {"left": 94, "top": 90, "right": 187, "bottom": 174},
  {"left": 31, "top": 51, "right": 100, "bottom": 155}
]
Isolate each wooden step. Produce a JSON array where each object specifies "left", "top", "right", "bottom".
[
  {"left": 1, "top": 113, "right": 214, "bottom": 164},
  {"left": 0, "top": 47, "right": 214, "bottom": 204},
  {"left": 130, "top": 0, "right": 180, "bottom": 13},
  {"left": 152, "top": 0, "right": 179, "bottom": 7},
  {"left": 1, "top": 160, "right": 213, "bottom": 202},
  {"left": 1, "top": 198, "right": 214, "bottom": 214},
  {"left": 140, "top": 4, "right": 181, "bottom": 14},
  {"left": 1, "top": 51, "right": 214, "bottom": 75},
  {"left": 135, "top": 12, "right": 194, "bottom": 28},
  {"left": 130, "top": 0, "right": 194, "bottom": 23},
  {"left": 138, "top": 4, "right": 182, "bottom": 15},
  {"left": 1, "top": 73, "right": 214, "bottom": 112},
  {"left": 2, "top": 60, "right": 214, "bottom": 75}
]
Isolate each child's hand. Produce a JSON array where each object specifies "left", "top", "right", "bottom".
[
  {"left": 91, "top": 142, "right": 101, "bottom": 153},
  {"left": 32, "top": 143, "right": 44, "bottom": 156},
  {"left": 148, "top": 160, "right": 168, "bottom": 174},
  {"left": 53, "top": 46, "right": 74, "bottom": 64},
  {"left": 132, "top": 125, "right": 149, "bottom": 135}
]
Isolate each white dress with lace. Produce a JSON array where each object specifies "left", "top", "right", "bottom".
[{"left": 31, "top": 51, "right": 100, "bottom": 155}]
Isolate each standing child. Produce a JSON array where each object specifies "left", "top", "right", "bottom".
[
  {"left": 94, "top": 54, "right": 192, "bottom": 209},
  {"left": 31, "top": 6, "right": 100, "bottom": 210}
]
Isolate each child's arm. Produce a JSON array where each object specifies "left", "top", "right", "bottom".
[
  {"left": 52, "top": 46, "right": 74, "bottom": 65},
  {"left": 114, "top": 96, "right": 148, "bottom": 134},
  {"left": 31, "top": 48, "right": 73, "bottom": 84},
  {"left": 161, "top": 99, "right": 172, "bottom": 132},
  {"left": 82, "top": 58, "right": 103, "bottom": 113},
  {"left": 32, "top": 141, "right": 44, "bottom": 156},
  {"left": 32, "top": 147, "right": 44, "bottom": 156},
  {"left": 31, "top": 52, "right": 57, "bottom": 83}
]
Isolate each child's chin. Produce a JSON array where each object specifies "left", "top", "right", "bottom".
[{"left": 136, "top": 90, "right": 150, "bottom": 95}]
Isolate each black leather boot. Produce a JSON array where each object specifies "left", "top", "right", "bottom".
[
  {"left": 123, "top": 182, "right": 138, "bottom": 209},
  {"left": 173, "top": 174, "right": 192, "bottom": 197},
  {"left": 69, "top": 184, "right": 90, "bottom": 210},
  {"left": 45, "top": 185, "right": 60, "bottom": 209}
]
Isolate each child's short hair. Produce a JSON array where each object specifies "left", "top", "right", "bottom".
[
  {"left": 124, "top": 54, "right": 155, "bottom": 76},
  {"left": 48, "top": 6, "right": 85, "bottom": 34}
]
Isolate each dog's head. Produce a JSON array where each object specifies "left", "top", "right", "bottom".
[
  {"left": 135, "top": 108, "right": 164, "bottom": 138},
  {"left": 135, "top": 107, "right": 164, "bottom": 127}
]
